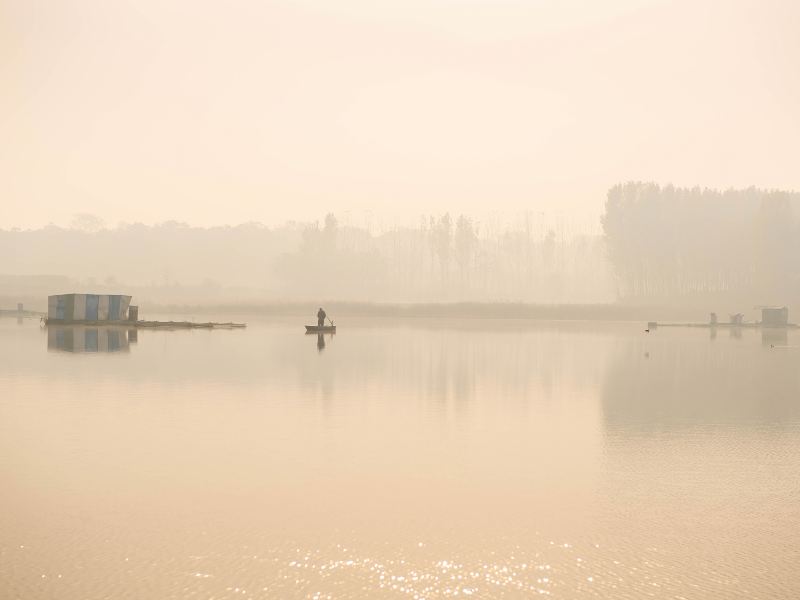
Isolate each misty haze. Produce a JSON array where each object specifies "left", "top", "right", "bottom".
[{"left": 2, "top": 1, "right": 799, "bottom": 599}]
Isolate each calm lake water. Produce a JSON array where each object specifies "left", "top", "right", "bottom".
[{"left": 1, "top": 317, "right": 799, "bottom": 599}]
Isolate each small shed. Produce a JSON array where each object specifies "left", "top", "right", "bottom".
[
  {"left": 761, "top": 306, "right": 789, "bottom": 327},
  {"left": 47, "top": 294, "right": 132, "bottom": 322}
]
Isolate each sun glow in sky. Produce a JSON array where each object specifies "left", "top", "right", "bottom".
[{"left": 2, "top": 0, "right": 799, "bottom": 228}]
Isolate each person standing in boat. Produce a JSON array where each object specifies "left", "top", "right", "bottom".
[{"left": 317, "top": 307, "right": 327, "bottom": 327}]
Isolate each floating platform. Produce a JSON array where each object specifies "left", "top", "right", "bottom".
[
  {"left": 650, "top": 322, "right": 798, "bottom": 329},
  {"left": 0, "top": 309, "right": 45, "bottom": 318},
  {"left": 136, "top": 320, "right": 246, "bottom": 329},
  {"left": 44, "top": 318, "right": 246, "bottom": 329}
]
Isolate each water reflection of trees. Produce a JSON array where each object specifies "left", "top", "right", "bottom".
[
  {"left": 286, "top": 324, "right": 612, "bottom": 416},
  {"left": 601, "top": 333, "right": 800, "bottom": 427}
]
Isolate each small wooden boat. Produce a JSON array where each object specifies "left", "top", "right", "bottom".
[{"left": 305, "top": 325, "right": 336, "bottom": 333}]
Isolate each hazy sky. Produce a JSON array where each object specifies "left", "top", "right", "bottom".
[{"left": 2, "top": 0, "right": 798, "bottom": 229}]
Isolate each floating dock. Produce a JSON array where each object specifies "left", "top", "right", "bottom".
[
  {"left": 0, "top": 302, "right": 44, "bottom": 319},
  {"left": 136, "top": 320, "right": 245, "bottom": 329},
  {"left": 0, "top": 309, "right": 45, "bottom": 319},
  {"left": 651, "top": 322, "right": 798, "bottom": 329},
  {"left": 650, "top": 306, "right": 796, "bottom": 330},
  {"left": 44, "top": 318, "right": 246, "bottom": 329}
]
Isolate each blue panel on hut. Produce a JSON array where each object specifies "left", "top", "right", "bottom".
[
  {"left": 85, "top": 329, "right": 99, "bottom": 352},
  {"left": 86, "top": 294, "right": 100, "bottom": 320},
  {"left": 109, "top": 295, "right": 121, "bottom": 320},
  {"left": 63, "top": 295, "right": 75, "bottom": 321},
  {"left": 56, "top": 295, "right": 66, "bottom": 320}
]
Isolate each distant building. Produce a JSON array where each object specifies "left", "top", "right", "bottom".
[
  {"left": 47, "top": 293, "right": 132, "bottom": 322},
  {"left": 761, "top": 306, "right": 789, "bottom": 327}
]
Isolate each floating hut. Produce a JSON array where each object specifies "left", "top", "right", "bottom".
[
  {"left": 761, "top": 306, "right": 789, "bottom": 327},
  {"left": 48, "top": 293, "right": 132, "bottom": 323}
]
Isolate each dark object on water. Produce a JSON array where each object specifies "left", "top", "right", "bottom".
[{"left": 306, "top": 325, "right": 336, "bottom": 333}]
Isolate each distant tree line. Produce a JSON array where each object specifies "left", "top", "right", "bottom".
[
  {"left": 274, "top": 212, "right": 611, "bottom": 303},
  {"left": 0, "top": 214, "right": 613, "bottom": 304},
  {"left": 5, "top": 184, "right": 798, "bottom": 308},
  {"left": 602, "top": 182, "right": 800, "bottom": 304}
]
